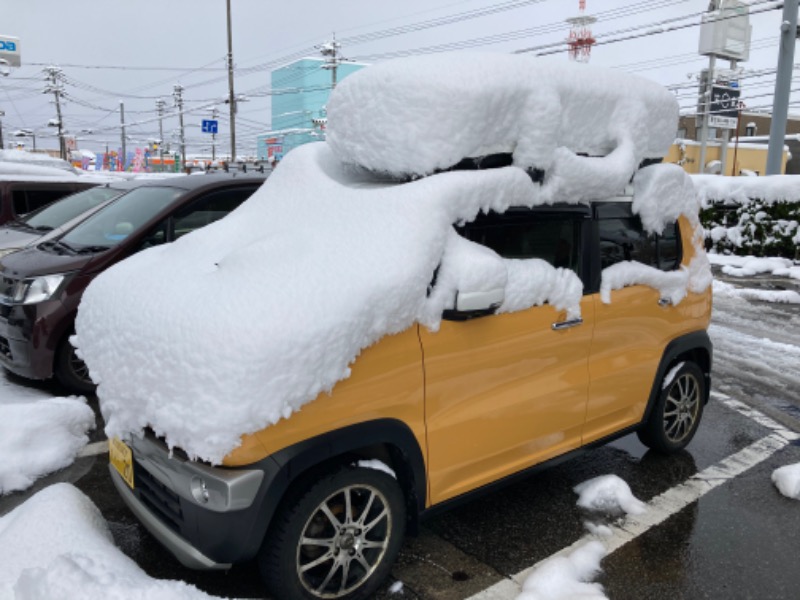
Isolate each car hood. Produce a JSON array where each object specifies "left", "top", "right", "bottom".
[
  {"left": 0, "top": 227, "right": 39, "bottom": 251},
  {"left": 0, "top": 245, "right": 94, "bottom": 279}
]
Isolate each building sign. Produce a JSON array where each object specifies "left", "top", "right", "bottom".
[
  {"left": 698, "top": 0, "right": 751, "bottom": 61},
  {"left": 709, "top": 85, "right": 740, "bottom": 129},
  {"left": 0, "top": 35, "right": 20, "bottom": 67}
]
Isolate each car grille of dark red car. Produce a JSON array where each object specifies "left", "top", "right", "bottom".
[
  {"left": 0, "top": 275, "right": 17, "bottom": 304},
  {"left": 134, "top": 462, "right": 184, "bottom": 533}
]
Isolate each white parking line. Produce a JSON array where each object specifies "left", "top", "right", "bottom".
[
  {"left": 76, "top": 440, "right": 108, "bottom": 458},
  {"left": 467, "top": 395, "right": 799, "bottom": 600}
]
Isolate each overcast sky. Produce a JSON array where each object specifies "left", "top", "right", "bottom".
[{"left": 0, "top": 0, "right": 794, "bottom": 156}]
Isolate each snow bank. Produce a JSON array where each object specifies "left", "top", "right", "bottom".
[
  {"left": 77, "top": 142, "right": 583, "bottom": 464},
  {"left": 0, "top": 394, "right": 95, "bottom": 495},
  {"left": 327, "top": 53, "right": 676, "bottom": 180},
  {"left": 772, "top": 463, "right": 800, "bottom": 499},
  {"left": 516, "top": 541, "right": 607, "bottom": 600},
  {"left": 574, "top": 474, "right": 647, "bottom": 516},
  {"left": 692, "top": 174, "right": 800, "bottom": 208},
  {"left": 713, "top": 279, "right": 800, "bottom": 304},
  {"left": 709, "top": 254, "right": 800, "bottom": 280},
  {"left": 0, "top": 484, "right": 221, "bottom": 599}
]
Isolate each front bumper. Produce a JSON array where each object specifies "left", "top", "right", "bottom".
[
  {"left": 112, "top": 433, "right": 283, "bottom": 568},
  {"left": 0, "top": 302, "right": 55, "bottom": 380}
]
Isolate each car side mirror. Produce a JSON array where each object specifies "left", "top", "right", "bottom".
[{"left": 443, "top": 287, "right": 504, "bottom": 321}]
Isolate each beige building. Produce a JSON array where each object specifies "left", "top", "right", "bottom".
[{"left": 672, "top": 112, "right": 800, "bottom": 175}]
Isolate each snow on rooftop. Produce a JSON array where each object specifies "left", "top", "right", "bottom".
[
  {"left": 327, "top": 53, "right": 678, "bottom": 179},
  {"left": 75, "top": 54, "right": 697, "bottom": 464}
]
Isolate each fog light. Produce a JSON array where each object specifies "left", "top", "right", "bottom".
[{"left": 190, "top": 476, "right": 210, "bottom": 504}]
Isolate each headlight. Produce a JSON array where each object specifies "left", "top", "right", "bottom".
[{"left": 11, "top": 274, "right": 68, "bottom": 305}]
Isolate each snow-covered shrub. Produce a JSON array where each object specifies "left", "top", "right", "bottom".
[
  {"left": 693, "top": 175, "right": 800, "bottom": 259},
  {"left": 701, "top": 200, "right": 799, "bottom": 258}
]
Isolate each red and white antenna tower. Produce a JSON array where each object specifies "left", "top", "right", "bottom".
[{"left": 566, "top": 0, "right": 597, "bottom": 63}]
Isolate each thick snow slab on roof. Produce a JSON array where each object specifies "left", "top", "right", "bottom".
[{"left": 326, "top": 53, "right": 678, "bottom": 178}]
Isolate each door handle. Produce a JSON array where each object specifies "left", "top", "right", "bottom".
[{"left": 551, "top": 318, "right": 584, "bottom": 331}]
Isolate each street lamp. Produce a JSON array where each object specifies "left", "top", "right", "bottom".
[{"left": 12, "top": 128, "right": 36, "bottom": 151}]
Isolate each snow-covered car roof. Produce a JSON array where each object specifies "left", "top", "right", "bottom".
[
  {"left": 75, "top": 53, "right": 702, "bottom": 464},
  {"left": 327, "top": 53, "right": 678, "bottom": 179}
]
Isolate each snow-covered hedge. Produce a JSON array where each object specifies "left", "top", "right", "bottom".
[{"left": 693, "top": 175, "right": 800, "bottom": 259}]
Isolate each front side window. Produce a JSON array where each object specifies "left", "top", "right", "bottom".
[
  {"left": 457, "top": 209, "right": 583, "bottom": 274},
  {"left": 172, "top": 187, "right": 256, "bottom": 240},
  {"left": 599, "top": 217, "right": 680, "bottom": 271},
  {"left": 61, "top": 186, "right": 182, "bottom": 250}
]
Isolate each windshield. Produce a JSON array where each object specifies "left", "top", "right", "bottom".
[
  {"left": 22, "top": 186, "right": 123, "bottom": 231},
  {"left": 61, "top": 186, "right": 182, "bottom": 250}
]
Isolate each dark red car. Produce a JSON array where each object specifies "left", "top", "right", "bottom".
[{"left": 0, "top": 173, "right": 265, "bottom": 393}]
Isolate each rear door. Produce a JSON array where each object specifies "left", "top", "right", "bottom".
[{"left": 421, "top": 206, "right": 594, "bottom": 504}]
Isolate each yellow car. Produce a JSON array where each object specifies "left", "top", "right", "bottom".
[{"left": 107, "top": 194, "right": 710, "bottom": 600}]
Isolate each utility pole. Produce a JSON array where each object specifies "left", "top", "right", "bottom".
[
  {"left": 120, "top": 101, "right": 126, "bottom": 171},
  {"left": 226, "top": 0, "right": 236, "bottom": 163},
  {"left": 43, "top": 66, "right": 66, "bottom": 160},
  {"left": 766, "top": 0, "right": 799, "bottom": 174},
  {"left": 210, "top": 105, "right": 219, "bottom": 161},
  {"left": 697, "top": 1, "right": 720, "bottom": 175},
  {"left": 156, "top": 98, "right": 166, "bottom": 172},
  {"left": 320, "top": 34, "right": 342, "bottom": 89},
  {"left": 173, "top": 84, "right": 186, "bottom": 170},
  {"left": 0, "top": 110, "right": 4, "bottom": 150}
]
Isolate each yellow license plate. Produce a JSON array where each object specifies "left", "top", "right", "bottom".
[{"left": 109, "top": 437, "right": 134, "bottom": 489}]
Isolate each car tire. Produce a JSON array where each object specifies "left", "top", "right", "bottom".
[
  {"left": 637, "top": 361, "right": 705, "bottom": 454},
  {"left": 54, "top": 334, "right": 96, "bottom": 395},
  {"left": 260, "top": 465, "right": 406, "bottom": 600}
]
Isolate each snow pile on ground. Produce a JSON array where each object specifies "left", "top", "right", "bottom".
[
  {"left": 709, "top": 254, "right": 800, "bottom": 280},
  {"left": 772, "top": 463, "right": 800, "bottom": 499},
  {"left": 516, "top": 541, "right": 607, "bottom": 600},
  {"left": 75, "top": 53, "right": 699, "bottom": 464},
  {"left": 574, "top": 474, "right": 648, "bottom": 516},
  {"left": 692, "top": 174, "right": 800, "bottom": 207},
  {"left": 600, "top": 164, "right": 711, "bottom": 304},
  {"left": 0, "top": 378, "right": 95, "bottom": 494},
  {"left": 713, "top": 279, "right": 800, "bottom": 304},
  {"left": 0, "top": 483, "right": 223, "bottom": 599},
  {"left": 327, "top": 53, "right": 676, "bottom": 179}
]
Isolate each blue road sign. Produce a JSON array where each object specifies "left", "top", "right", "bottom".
[{"left": 201, "top": 120, "right": 219, "bottom": 134}]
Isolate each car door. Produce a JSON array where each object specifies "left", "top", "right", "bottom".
[
  {"left": 421, "top": 206, "right": 594, "bottom": 505},
  {"left": 583, "top": 203, "right": 689, "bottom": 444}
]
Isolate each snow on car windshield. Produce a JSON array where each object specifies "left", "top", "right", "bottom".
[{"left": 75, "top": 52, "right": 702, "bottom": 464}]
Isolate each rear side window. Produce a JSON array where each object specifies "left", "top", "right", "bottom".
[
  {"left": 599, "top": 218, "right": 680, "bottom": 271},
  {"left": 457, "top": 209, "right": 583, "bottom": 274},
  {"left": 12, "top": 188, "right": 75, "bottom": 216}
]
